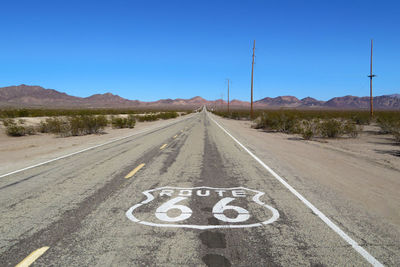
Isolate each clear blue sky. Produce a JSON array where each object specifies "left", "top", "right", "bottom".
[{"left": 1, "top": 0, "right": 399, "bottom": 101}]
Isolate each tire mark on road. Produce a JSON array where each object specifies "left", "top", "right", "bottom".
[{"left": 0, "top": 131, "right": 182, "bottom": 266}]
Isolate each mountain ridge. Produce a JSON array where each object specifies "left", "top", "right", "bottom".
[{"left": 0, "top": 84, "right": 399, "bottom": 109}]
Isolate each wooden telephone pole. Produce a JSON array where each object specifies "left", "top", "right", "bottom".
[
  {"left": 368, "top": 39, "right": 376, "bottom": 117},
  {"left": 250, "top": 40, "right": 255, "bottom": 119},
  {"left": 227, "top": 79, "right": 230, "bottom": 113}
]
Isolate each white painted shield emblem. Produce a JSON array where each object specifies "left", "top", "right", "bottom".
[{"left": 126, "top": 186, "right": 279, "bottom": 229}]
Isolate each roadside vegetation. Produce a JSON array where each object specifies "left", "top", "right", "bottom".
[
  {"left": 212, "top": 109, "right": 400, "bottom": 142},
  {"left": 0, "top": 108, "right": 192, "bottom": 118},
  {"left": 376, "top": 112, "right": 400, "bottom": 143},
  {"left": 1, "top": 109, "right": 189, "bottom": 137},
  {"left": 111, "top": 115, "right": 136, "bottom": 129},
  {"left": 136, "top": 111, "right": 179, "bottom": 122},
  {"left": 38, "top": 115, "right": 109, "bottom": 136},
  {"left": 3, "top": 118, "right": 36, "bottom": 137}
]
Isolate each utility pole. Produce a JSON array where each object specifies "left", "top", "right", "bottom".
[
  {"left": 227, "top": 79, "right": 230, "bottom": 113},
  {"left": 250, "top": 40, "right": 255, "bottom": 119},
  {"left": 220, "top": 93, "right": 224, "bottom": 110},
  {"left": 368, "top": 39, "right": 376, "bottom": 117}
]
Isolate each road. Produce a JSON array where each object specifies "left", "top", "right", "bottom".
[{"left": 0, "top": 109, "right": 396, "bottom": 266}]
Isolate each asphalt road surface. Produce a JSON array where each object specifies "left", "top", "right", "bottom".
[{"left": 0, "top": 108, "right": 396, "bottom": 266}]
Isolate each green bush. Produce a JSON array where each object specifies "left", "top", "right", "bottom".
[
  {"left": 343, "top": 121, "right": 362, "bottom": 138},
  {"left": 6, "top": 125, "right": 26, "bottom": 136},
  {"left": 319, "top": 119, "right": 343, "bottom": 138},
  {"left": 2, "top": 118, "right": 16, "bottom": 127},
  {"left": 377, "top": 115, "right": 400, "bottom": 134},
  {"left": 39, "top": 115, "right": 109, "bottom": 136},
  {"left": 351, "top": 113, "right": 370, "bottom": 125},
  {"left": 5, "top": 125, "right": 36, "bottom": 136},
  {"left": 68, "top": 115, "right": 109, "bottom": 135},
  {"left": 254, "top": 111, "right": 299, "bottom": 134},
  {"left": 377, "top": 115, "right": 400, "bottom": 143},
  {"left": 159, "top": 111, "right": 179, "bottom": 120},
  {"left": 299, "top": 120, "right": 319, "bottom": 140},
  {"left": 137, "top": 114, "right": 159, "bottom": 122},
  {"left": 0, "top": 108, "right": 187, "bottom": 118},
  {"left": 111, "top": 115, "right": 136, "bottom": 129},
  {"left": 136, "top": 112, "right": 178, "bottom": 122},
  {"left": 38, "top": 117, "right": 66, "bottom": 133}
]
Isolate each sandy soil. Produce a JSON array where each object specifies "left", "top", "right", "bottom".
[
  {"left": 0, "top": 115, "right": 190, "bottom": 174},
  {"left": 212, "top": 116, "right": 400, "bottom": 227}
]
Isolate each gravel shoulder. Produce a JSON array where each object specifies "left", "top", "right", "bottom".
[
  {"left": 210, "top": 113, "right": 400, "bottom": 265},
  {"left": 210, "top": 115, "right": 400, "bottom": 225}
]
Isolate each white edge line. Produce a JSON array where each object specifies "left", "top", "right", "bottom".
[
  {"left": 207, "top": 112, "right": 383, "bottom": 267},
  {"left": 0, "top": 114, "right": 195, "bottom": 179}
]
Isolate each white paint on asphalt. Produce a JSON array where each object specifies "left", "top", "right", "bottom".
[
  {"left": 207, "top": 112, "right": 383, "bottom": 267},
  {"left": 0, "top": 114, "right": 195, "bottom": 179},
  {"left": 126, "top": 186, "right": 279, "bottom": 229}
]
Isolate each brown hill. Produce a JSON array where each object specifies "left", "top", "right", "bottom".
[
  {"left": 300, "top": 97, "right": 324, "bottom": 107},
  {"left": 0, "top": 85, "right": 81, "bottom": 106},
  {"left": 255, "top": 96, "right": 301, "bottom": 107},
  {"left": 0, "top": 84, "right": 399, "bottom": 109},
  {"left": 323, "top": 95, "right": 400, "bottom": 109}
]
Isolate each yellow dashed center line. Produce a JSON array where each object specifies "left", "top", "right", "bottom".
[
  {"left": 160, "top": 143, "right": 168, "bottom": 150},
  {"left": 16, "top": 246, "right": 50, "bottom": 267},
  {"left": 125, "top": 163, "right": 145, "bottom": 179}
]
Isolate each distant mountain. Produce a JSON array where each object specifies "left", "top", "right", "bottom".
[
  {"left": 387, "top": 94, "right": 400, "bottom": 99},
  {"left": 0, "top": 85, "right": 80, "bottom": 106},
  {"left": 255, "top": 96, "right": 301, "bottom": 107},
  {"left": 323, "top": 95, "right": 400, "bottom": 109},
  {"left": 0, "top": 84, "right": 399, "bottom": 109},
  {"left": 300, "top": 97, "right": 324, "bottom": 107}
]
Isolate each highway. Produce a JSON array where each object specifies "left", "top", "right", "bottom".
[{"left": 0, "top": 108, "right": 396, "bottom": 266}]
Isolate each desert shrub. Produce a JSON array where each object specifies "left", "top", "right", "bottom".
[
  {"left": 393, "top": 132, "right": 400, "bottom": 143},
  {"left": 39, "top": 117, "right": 66, "bottom": 133},
  {"left": 159, "top": 111, "right": 179, "bottom": 120},
  {"left": 299, "top": 119, "right": 319, "bottom": 140},
  {"left": 377, "top": 115, "right": 400, "bottom": 143},
  {"left": 343, "top": 121, "right": 362, "bottom": 138},
  {"left": 112, "top": 115, "right": 136, "bottom": 128},
  {"left": 2, "top": 118, "right": 16, "bottom": 127},
  {"left": 39, "top": 115, "right": 108, "bottom": 136},
  {"left": 67, "top": 115, "right": 109, "bottom": 135},
  {"left": 6, "top": 125, "right": 26, "bottom": 136},
  {"left": 319, "top": 119, "right": 343, "bottom": 138},
  {"left": 230, "top": 112, "right": 241, "bottom": 120},
  {"left": 351, "top": 113, "right": 370, "bottom": 125},
  {"left": 0, "top": 108, "right": 191, "bottom": 118},
  {"left": 301, "top": 127, "right": 314, "bottom": 140},
  {"left": 137, "top": 114, "right": 159, "bottom": 122},
  {"left": 24, "top": 126, "right": 36, "bottom": 135},
  {"left": 5, "top": 125, "right": 36, "bottom": 136},
  {"left": 376, "top": 115, "right": 399, "bottom": 134},
  {"left": 254, "top": 111, "right": 299, "bottom": 133},
  {"left": 136, "top": 112, "right": 178, "bottom": 122},
  {"left": 213, "top": 110, "right": 251, "bottom": 120}
]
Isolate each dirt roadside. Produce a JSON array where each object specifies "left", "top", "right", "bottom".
[
  {"left": 210, "top": 115, "right": 400, "bottom": 228},
  {"left": 0, "top": 115, "right": 192, "bottom": 175}
]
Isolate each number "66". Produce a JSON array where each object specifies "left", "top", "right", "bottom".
[{"left": 155, "top": 197, "right": 250, "bottom": 223}]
